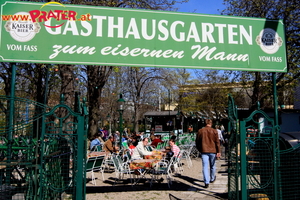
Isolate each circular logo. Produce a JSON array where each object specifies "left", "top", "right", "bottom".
[
  {"left": 5, "top": 12, "right": 40, "bottom": 42},
  {"left": 256, "top": 28, "right": 282, "bottom": 54}
]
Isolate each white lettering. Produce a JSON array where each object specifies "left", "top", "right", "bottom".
[
  {"left": 125, "top": 18, "right": 140, "bottom": 39},
  {"left": 202, "top": 23, "right": 215, "bottom": 43},
  {"left": 272, "top": 57, "right": 282, "bottom": 62},
  {"left": 158, "top": 20, "right": 169, "bottom": 41},
  {"left": 43, "top": 15, "right": 253, "bottom": 46},
  {"left": 49, "top": 45, "right": 96, "bottom": 59},
  {"left": 141, "top": 19, "right": 156, "bottom": 40},
  {"left": 191, "top": 45, "right": 248, "bottom": 61},
  {"left": 215, "top": 23, "right": 226, "bottom": 43},
  {"left": 23, "top": 45, "right": 37, "bottom": 52},
  {"left": 240, "top": 25, "right": 252, "bottom": 45},
  {"left": 228, "top": 24, "right": 238, "bottom": 44},
  {"left": 7, "top": 44, "right": 22, "bottom": 51},
  {"left": 80, "top": 21, "right": 92, "bottom": 36},
  {"left": 100, "top": 44, "right": 184, "bottom": 59},
  {"left": 170, "top": 21, "right": 185, "bottom": 42},
  {"left": 93, "top": 15, "right": 107, "bottom": 37},
  {"left": 62, "top": 21, "right": 79, "bottom": 35},
  {"left": 44, "top": 19, "right": 61, "bottom": 35},
  {"left": 108, "top": 16, "right": 123, "bottom": 38},
  {"left": 259, "top": 56, "right": 271, "bottom": 61},
  {"left": 186, "top": 22, "right": 200, "bottom": 42}
]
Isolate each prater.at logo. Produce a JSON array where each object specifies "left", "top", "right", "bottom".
[
  {"left": 3, "top": 2, "right": 86, "bottom": 42},
  {"left": 256, "top": 28, "right": 283, "bottom": 54}
]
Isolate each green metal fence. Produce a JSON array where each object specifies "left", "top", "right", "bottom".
[
  {"left": 227, "top": 94, "right": 300, "bottom": 200},
  {"left": 0, "top": 95, "right": 88, "bottom": 200},
  {"left": 278, "top": 138, "right": 300, "bottom": 200}
]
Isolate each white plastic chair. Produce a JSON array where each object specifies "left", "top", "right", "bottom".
[
  {"left": 151, "top": 161, "right": 173, "bottom": 188},
  {"left": 111, "top": 154, "right": 134, "bottom": 186}
]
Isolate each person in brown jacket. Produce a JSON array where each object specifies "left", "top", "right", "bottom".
[
  {"left": 103, "top": 135, "right": 118, "bottom": 154},
  {"left": 196, "top": 119, "right": 221, "bottom": 188}
]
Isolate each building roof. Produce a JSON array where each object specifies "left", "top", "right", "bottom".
[{"left": 144, "top": 111, "right": 178, "bottom": 117}]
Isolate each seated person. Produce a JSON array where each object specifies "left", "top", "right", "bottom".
[
  {"left": 151, "top": 135, "right": 163, "bottom": 148},
  {"left": 170, "top": 132, "right": 177, "bottom": 140},
  {"left": 103, "top": 135, "right": 119, "bottom": 154},
  {"left": 150, "top": 131, "right": 155, "bottom": 141},
  {"left": 121, "top": 134, "right": 128, "bottom": 142},
  {"left": 90, "top": 133, "right": 102, "bottom": 151},
  {"left": 129, "top": 138, "right": 138, "bottom": 149},
  {"left": 131, "top": 138, "right": 153, "bottom": 160},
  {"left": 165, "top": 146, "right": 174, "bottom": 162},
  {"left": 169, "top": 139, "right": 180, "bottom": 157}
]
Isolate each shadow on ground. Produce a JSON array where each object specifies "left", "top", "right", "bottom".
[{"left": 86, "top": 177, "right": 191, "bottom": 193}]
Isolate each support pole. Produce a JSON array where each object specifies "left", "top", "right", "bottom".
[
  {"left": 6, "top": 64, "right": 16, "bottom": 184},
  {"left": 119, "top": 110, "right": 123, "bottom": 149},
  {"left": 272, "top": 72, "right": 279, "bottom": 126},
  {"left": 168, "top": 89, "right": 171, "bottom": 137},
  {"left": 272, "top": 72, "right": 279, "bottom": 200}
]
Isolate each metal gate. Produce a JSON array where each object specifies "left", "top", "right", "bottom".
[
  {"left": 227, "top": 94, "right": 300, "bottom": 200},
  {"left": 0, "top": 94, "right": 88, "bottom": 200},
  {"left": 278, "top": 134, "right": 300, "bottom": 200}
]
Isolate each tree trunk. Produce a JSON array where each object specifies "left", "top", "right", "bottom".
[
  {"left": 59, "top": 65, "right": 75, "bottom": 131},
  {"left": 87, "top": 65, "right": 113, "bottom": 138}
]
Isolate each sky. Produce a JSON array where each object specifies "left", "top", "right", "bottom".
[{"left": 176, "top": 0, "right": 225, "bottom": 15}]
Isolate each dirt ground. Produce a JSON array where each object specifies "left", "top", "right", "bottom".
[{"left": 85, "top": 157, "right": 228, "bottom": 200}]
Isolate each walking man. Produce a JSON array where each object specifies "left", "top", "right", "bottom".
[{"left": 196, "top": 119, "right": 221, "bottom": 188}]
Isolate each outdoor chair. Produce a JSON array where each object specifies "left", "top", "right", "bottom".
[
  {"left": 145, "top": 145, "right": 153, "bottom": 151},
  {"left": 86, "top": 157, "right": 96, "bottom": 185},
  {"left": 156, "top": 143, "right": 163, "bottom": 150},
  {"left": 189, "top": 146, "right": 199, "bottom": 158},
  {"left": 162, "top": 140, "right": 168, "bottom": 148},
  {"left": 103, "top": 153, "right": 114, "bottom": 172},
  {"left": 91, "top": 144, "right": 104, "bottom": 152},
  {"left": 123, "top": 150, "right": 132, "bottom": 163},
  {"left": 111, "top": 154, "right": 134, "bottom": 186},
  {"left": 172, "top": 152, "right": 184, "bottom": 174},
  {"left": 93, "top": 155, "right": 105, "bottom": 181},
  {"left": 122, "top": 142, "right": 129, "bottom": 150},
  {"left": 178, "top": 146, "right": 193, "bottom": 168},
  {"left": 151, "top": 160, "right": 173, "bottom": 188},
  {"left": 95, "top": 145, "right": 104, "bottom": 152}
]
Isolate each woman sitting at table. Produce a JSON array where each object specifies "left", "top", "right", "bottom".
[
  {"left": 131, "top": 138, "right": 153, "bottom": 160},
  {"left": 169, "top": 139, "right": 180, "bottom": 157}
]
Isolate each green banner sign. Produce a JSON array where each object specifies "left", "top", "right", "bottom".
[{"left": 0, "top": 1, "right": 287, "bottom": 72}]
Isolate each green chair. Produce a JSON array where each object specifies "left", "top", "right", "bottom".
[
  {"left": 122, "top": 142, "right": 129, "bottom": 149},
  {"left": 93, "top": 156, "right": 105, "bottom": 181},
  {"left": 86, "top": 157, "right": 96, "bottom": 185}
]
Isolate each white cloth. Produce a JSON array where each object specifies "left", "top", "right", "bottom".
[
  {"left": 217, "top": 129, "right": 224, "bottom": 143},
  {"left": 131, "top": 141, "right": 152, "bottom": 160}
]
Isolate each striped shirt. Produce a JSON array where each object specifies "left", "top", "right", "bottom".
[{"left": 171, "top": 144, "right": 180, "bottom": 157}]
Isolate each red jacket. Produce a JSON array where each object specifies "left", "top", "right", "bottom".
[{"left": 151, "top": 138, "right": 163, "bottom": 147}]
